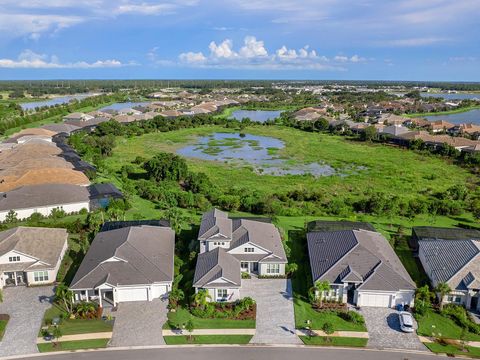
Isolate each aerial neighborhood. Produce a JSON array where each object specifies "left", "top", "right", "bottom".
[{"left": 0, "top": 81, "right": 479, "bottom": 359}]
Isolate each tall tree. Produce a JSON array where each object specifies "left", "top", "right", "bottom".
[{"left": 434, "top": 282, "right": 451, "bottom": 310}]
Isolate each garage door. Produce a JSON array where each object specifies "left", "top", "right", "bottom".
[
  {"left": 117, "top": 288, "right": 148, "bottom": 302},
  {"left": 359, "top": 293, "right": 391, "bottom": 307}
]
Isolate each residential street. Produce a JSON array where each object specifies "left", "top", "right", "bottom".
[
  {"left": 0, "top": 286, "right": 53, "bottom": 357},
  {"left": 11, "top": 346, "right": 440, "bottom": 360}
]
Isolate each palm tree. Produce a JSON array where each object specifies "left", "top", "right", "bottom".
[
  {"left": 55, "top": 284, "right": 74, "bottom": 314},
  {"left": 193, "top": 289, "right": 211, "bottom": 309},
  {"left": 416, "top": 285, "right": 433, "bottom": 307},
  {"left": 435, "top": 282, "right": 451, "bottom": 310},
  {"left": 168, "top": 288, "right": 185, "bottom": 309},
  {"left": 310, "top": 281, "right": 331, "bottom": 307},
  {"left": 76, "top": 302, "right": 96, "bottom": 319}
]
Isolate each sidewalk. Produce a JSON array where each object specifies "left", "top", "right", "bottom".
[
  {"left": 296, "top": 329, "right": 369, "bottom": 338},
  {"left": 36, "top": 332, "right": 113, "bottom": 344},
  {"left": 163, "top": 329, "right": 256, "bottom": 336}
]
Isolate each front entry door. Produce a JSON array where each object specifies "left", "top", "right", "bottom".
[{"left": 471, "top": 296, "right": 479, "bottom": 310}]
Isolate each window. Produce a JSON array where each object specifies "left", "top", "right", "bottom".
[
  {"left": 214, "top": 242, "right": 218, "bottom": 246},
  {"left": 244, "top": 247, "right": 254, "bottom": 253},
  {"left": 33, "top": 271, "right": 49, "bottom": 282},
  {"left": 241, "top": 262, "right": 249, "bottom": 269},
  {"left": 217, "top": 289, "right": 228, "bottom": 300},
  {"left": 266, "top": 264, "right": 280, "bottom": 274},
  {"left": 8, "top": 256, "right": 20, "bottom": 262}
]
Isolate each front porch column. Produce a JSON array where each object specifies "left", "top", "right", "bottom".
[
  {"left": 98, "top": 290, "right": 103, "bottom": 308},
  {"left": 14, "top": 272, "right": 18, "bottom": 286},
  {"left": 85, "top": 290, "right": 89, "bottom": 302}
]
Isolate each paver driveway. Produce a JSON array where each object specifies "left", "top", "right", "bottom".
[
  {"left": 109, "top": 298, "right": 168, "bottom": 347},
  {"left": 0, "top": 286, "right": 54, "bottom": 357},
  {"left": 359, "top": 307, "right": 426, "bottom": 351},
  {"left": 241, "top": 278, "right": 301, "bottom": 344}
]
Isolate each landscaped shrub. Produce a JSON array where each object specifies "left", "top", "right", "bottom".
[
  {"left": 312, "top": 301, "right": 347, "bottom": 311},
  {"left": 441, "top": 304, "right": 480, "bottom": 335},
  {"left": 339, "top": 311, "right": 365, "bottom": 325},
  {"left": 322, "top": 322, "right": 335, "bottom": 335}
]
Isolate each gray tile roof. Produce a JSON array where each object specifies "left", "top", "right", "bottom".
[
  {"left": 0, "top": 184, "right": 90, "bottom": 211},
  {"left": 307, "top": 229, "right": 415, "bottom": 292},
  {"left": 198, "top": 208, "right": 232, "bottom": 241},
  {"left": 0, "top": 227, "right": 67, "bottom": 272},
  {"left": 70, "top": 225, "right": 175, "bottom": 289},
  {"left": 193, "top": 247, "right": 241, "bottom": 288},
  {"left": 419, "top": 239, "right": 480, "bottom": 284}
]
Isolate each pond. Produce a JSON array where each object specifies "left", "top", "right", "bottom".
[
  {"left": 20, "top": 94, "right": 94, "bottom": 111},
  {"left": 99, "top": 102, "right": 151, "bottom": 111},
  {"left": 229, "top": 110, "right": 282, "bottom": 123},
  {"left": 423, "top": 109, "right": 480, "bottom": 125},
  {"left": 177, "top": 132, "right": 344, "bottom": 177},
  {"left": 421, "top": 93, "right": 480, "bottom": 100}
]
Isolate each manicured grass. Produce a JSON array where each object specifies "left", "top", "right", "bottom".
[
  {"left": 164, "top": 308, "right": 256, "bottom": 329},
  {"left": 37, "top": 338, "right": 109, "bottom": 352},
  {"left": 0, "top": 319, "right": 9, "bottom": 340},
  {"left": 417, "top": 310, "right": 480, "bottom": 341},
  {"left": 41, "top": 305, "right": 113, "bottom": 336},
  {"left": 300, "top": 336, "right": 368, "bottom": 347},
  {"left": 163, "top": 335, "right": 252, "bottom": 345},
  {"left": 425, "top": 342, "right": 480, "bottom": 358},
  {"left": 404, "top": 105, "right": 480, "bottom": 118},
  {"left": 293, "top": 300, "right": 366, "bottom": 332}
]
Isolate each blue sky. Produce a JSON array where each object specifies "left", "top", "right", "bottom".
[{"left": 0, "top": 0, "right": 479, "bottom": 80}]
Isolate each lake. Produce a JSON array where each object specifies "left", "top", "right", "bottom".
[
  {"left": 421, "top": 93, "right": 480, "bottom": 100},
  {"left": 99, "top": 102, "right": 151, "bottom": 111},
  {"left": 177, "top": 132, "right": 340, "bottom": 177},
  {"left": 229, "top": 110, "right": 282, "bottom": 123},
  {"left": 423, "top": 109, "right": 480, "bottom": 125},
  {"left": 20, "top": 94, "right": 94, "bottom": 110}
]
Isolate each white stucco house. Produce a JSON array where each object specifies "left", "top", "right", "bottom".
[
  {"left": 0, "top": 227, "right": 68, "bottom": 289},
  {"left": 307, "top": 228, "right": 416, "bottom": 308},
  {"left": 193, "top": 209, "right": 287, "bottom": 302},
  {"left": 70, "top": 224, "right": 175, "bottom": 307}
]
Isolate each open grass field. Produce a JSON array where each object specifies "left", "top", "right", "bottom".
[{"left": 404, "top": 105, "right": 480, "bottom": 118}]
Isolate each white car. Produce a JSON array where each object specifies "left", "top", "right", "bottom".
[{"left": 399, "top": 311, "right": 415, "bottom": 333}]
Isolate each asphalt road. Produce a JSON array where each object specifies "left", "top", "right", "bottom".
[{"left": 8, "top": 346, "right": 440, "bottom": 360}]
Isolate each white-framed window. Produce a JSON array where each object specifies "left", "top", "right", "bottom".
[
  {"left": 244, "top": 247, "right": 254, "bottom": 253},
  {"left": 217, "top": 289, "right": 228, "bottom": 300},
  {"left": 34, "top": 271, "right": 49, "bottom": 282},
  {"left": 266, "top": 264, "right": 280, "bottom": 274},
  {"left": 241, "top": 261, "right": 249, "bottom": 269},
  {"left": 8, "top": 256, "right": 20, "bottom": 262}
]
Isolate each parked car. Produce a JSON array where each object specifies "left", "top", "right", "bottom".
[{"left": 399, "top": 311, "right": 414, "bottom": 333}]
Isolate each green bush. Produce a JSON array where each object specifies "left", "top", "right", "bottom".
[
  {"left": 339, "top": 311, "right": 365, "bottom": 325},
  {"left": 441, "top": 304, "right": 480, "bottom": 335},
  {"left": 322, "top": 322, "right": 335, "bottom": 335}
]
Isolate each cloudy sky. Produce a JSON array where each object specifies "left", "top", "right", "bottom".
[{"left": 0, "top": 0, "right": 479, "bottom": 80}]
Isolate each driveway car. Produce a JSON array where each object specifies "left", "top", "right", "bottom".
[{"left": 399, "top": 311, "right": 414, "bottom": 333}]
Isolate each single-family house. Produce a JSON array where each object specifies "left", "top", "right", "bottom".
[
  {"left": 419, "top": 239, "right": 480, "bottom": 310},
  {"left": 70, "top": 225, "right": 175, "bottom": 307},
  {"left": 307, "top": 229, "right": 416, "bottom": 308},
  {"left": 0, "top": 184, "right": 91, "bottom": 222},
  {"left": 0, "top": 227, "right": 68, "bottom": 288}
]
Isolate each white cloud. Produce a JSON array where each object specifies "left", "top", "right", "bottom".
[
  {"left": 0, "top": 50, "right": 133, "bottom": 69},
  {"left": 177, "top": 35, "right": 365, "bottom": 71},
  {"left": 377, "top": 37, "right": 451, "bottom": 47}
]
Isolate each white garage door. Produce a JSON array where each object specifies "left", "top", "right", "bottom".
[
  {"left": 117, "top": 288, "right": 148, "bottom": 302},
  {"left": 359, "top": 293, "right": 391, "bottom": 307}
]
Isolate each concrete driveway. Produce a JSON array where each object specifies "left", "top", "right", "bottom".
[
  {"left": 109, "top": 298, "right": 168, "bottom": 347},
  {"left": 0, "top": 286, "right": 54, "bottom": 357},
  {"left": 359, "top": 307, "right": 426, "bottom": 351},
  {"left": 241, "top": 278, "right": 301, "bottom": 345}
]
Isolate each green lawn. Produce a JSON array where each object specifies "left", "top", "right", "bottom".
[
  {"left": 0, "top": 318, "right": 9, "bottom": 340},
  {"left": 417, "top": 310, "right": 480, "bottom": 341},
  {"left": 163, "top": 335, "right": 252, "bottom": 345},
  {"left": 37, "top": 339, "right": 109, "bottom": 352},
  {"left": 404, "top": 105, "right": 480, "bottom": 118},
  {"left": 425, "top": 342, "right": 480, "bottom": 358},
  {"left": 42, "top": 305, "right": 113, "bottom": 336},
  {"left": 164, "top": 308, "right": 256, "bottom": 329},
  {"left": 300, "top": 336, "right": 368, "bottom": 347}
]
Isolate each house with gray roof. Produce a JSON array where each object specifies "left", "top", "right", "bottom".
[
  {"left": 0, "top": 227, "right": 68, "bottom": 289},
  {"left": 70, "top": 225, "right": 175, "bottom": 307},
  {"left": 194, "top": 208, "right": 287, "bottom": 302},
  {"left": 307, "top": 229, "right": 416, "bottom": 308},
  {"left": 419, "top": 239, "right": 480, "bottom": 310}
]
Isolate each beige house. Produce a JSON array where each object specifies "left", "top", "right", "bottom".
[{"left": 0, "top": 227, "right": 68, "bottom": 289}]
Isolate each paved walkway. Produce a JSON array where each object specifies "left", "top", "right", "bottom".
[
  {"left": 37, "top": 332, "right": 112, "bottom": 344},
  {"left": 241, "top": 278, "right": 301, "bottom": 345},
  {"left": 109, "top": 299, "right": 168, "bottom": 347},
  {"left": 359, "top": 307, "right": 426, "bottom": 351},
  {"left": 163, "top": 329, "right": 256, "bottom": 336},
  {"left": 0, "top": 286, "right": 54, "bottom": 357}
]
